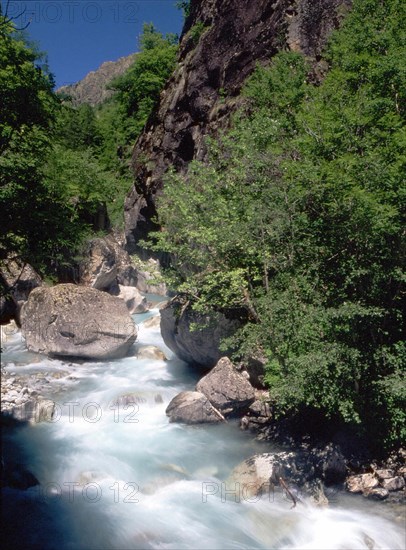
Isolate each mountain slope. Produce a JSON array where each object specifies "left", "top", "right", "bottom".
[
  {"left": 124, "top": 0, "right": 352, "bottom": 251},
  {"left": 57, "top": 53, "right": 137, "bottom": 107}
]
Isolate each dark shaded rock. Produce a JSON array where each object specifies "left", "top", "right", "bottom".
[
  {"left": 313, "top": 444, "right": 347, "bottom": 484},
  {"left": 244, "top": 356, "right": 266, "bottom": 388},
  {"left": 241, "top": 391, "right": 272, "bottom": 431},
  {"left": 2, "top": 462, "right": 39, "bottom": 490},
  {"left": 0, "top": 259, "right": 42, "bottom": 324},
  {"left": 0, "top": 293, "right": 15, "bottom": 325},
  {"left": 196, "top": 357, "right": 255, "bottom": 416},
  {"left": 166, "top": 391, "right": 225, "bottom": 424},
  {"left": 21, "top": 284, "right": 137, "bottom": 360},
  {"left": 160, "top": 295, "right": 246, "bottom": 367},
  {"left": 0, "top": 260, "right": 42, "bottom": 302},
  {"left": 248, "top": 397, "right": 271, "bottom": 418},
  {"left": 125, "top": 0, "right": 352, "bottom": 250}
]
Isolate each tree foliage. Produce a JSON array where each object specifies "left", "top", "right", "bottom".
[
  {"left": 149, "top": 0, "right": 405, "bottom": 449},
  {"left": 0, "top": 18, "right": 83, "bottom": 271},
  {"left": 90, "top": 23, "right": 178, "bottom": 225},
  {"left": 109, "top": 23, "right": 178, "bottom": 141}
]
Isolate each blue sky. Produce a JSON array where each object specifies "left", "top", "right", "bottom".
[{"left": 4, "top": 0, "right": 184, "bottom": 88}]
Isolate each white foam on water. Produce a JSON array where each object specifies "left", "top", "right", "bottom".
[{"left": 2, "top": 316, "right": 405, "bottom": 549}]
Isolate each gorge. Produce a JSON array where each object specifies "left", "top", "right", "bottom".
[{"left": 1, "top": 0, "right": 405, "bottom": 547}]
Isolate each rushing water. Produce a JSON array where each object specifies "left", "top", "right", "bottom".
[{"left": 1, "top": 306, "right": 405, "bottom": 550}]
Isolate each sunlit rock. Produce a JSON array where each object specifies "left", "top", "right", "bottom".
[
  {"left": 21, "top": 284, "right": 137, "bottom": 360},
  {"left": 166, "top": 391, "right": 225, "bottom": 424},
  {"left": 196, "top": 357, "right": 255, "bottom": 417},
  {"left": 143, "top": 315, "right": 161, "bottom": 328},
  {"left": 137, "top": 345, "right": 167, "bottom": 361},
  {"left": 116, "top": 285, "right": 148, "bottom": 314}
]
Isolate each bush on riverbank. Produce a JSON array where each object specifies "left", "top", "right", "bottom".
[{"left": 148, "top": 0, "right": 406, "bottom": 452}]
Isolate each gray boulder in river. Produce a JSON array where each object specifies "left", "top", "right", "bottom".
[
  {"left": 160, "top": 295, "right": 246, "bottom": 367},
  {"left": 166, "top": 391, "right": 225, "bottom": 424},
  {"left": 21, "top": 284, "right": 137, "bottom": 360},
  {"left": 196, "top": 357, "right": 255, "bottom": 417}
]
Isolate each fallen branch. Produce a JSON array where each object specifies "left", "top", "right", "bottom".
[{"left": 279, "top": 477, "right": 297, "bottom": 509}]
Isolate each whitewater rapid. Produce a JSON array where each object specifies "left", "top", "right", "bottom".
[{"left": 1, "top": 307, "right": 405, "bottom": 549}]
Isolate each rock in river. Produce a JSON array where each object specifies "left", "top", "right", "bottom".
[
  {"left": 21, "top": 284, "right": 137, "bottom": 360},
  {"left": 196, "top": 357, "right": 255, "bottom": 417},
  {"left": 160, "top": 295, "right": 246, "bottom": 367},
  {"left": 166, "top": 391, "right": 225, "bottom": 424}
]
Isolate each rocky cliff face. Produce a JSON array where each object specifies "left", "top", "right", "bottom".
[
  {"left": 57, "top": 54, "right": 137, "bottom": 107},
  {"left": 124, "top": 0, "right": 352, "bottom": 251}
]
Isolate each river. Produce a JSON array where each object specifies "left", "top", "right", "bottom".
[{"left": 1, "top": 305, "right": 405, "bottom": 549}]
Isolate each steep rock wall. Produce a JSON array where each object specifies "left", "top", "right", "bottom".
[{"left": 124, "top": 0, "right": 352, "bottom": 251}]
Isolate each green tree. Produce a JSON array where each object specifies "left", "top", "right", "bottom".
[
  {"left": 92, "top": 23, "right": 179, "bottom": 226},
  {"left": 0, "top": 19, "right": 109, "bottom": 273},
  {"left": 110, "top": 23, "right": 178, "bottom": 140},
  {"left": 55, "top": 103, "right": 100, "bottom": 151},
  {"left": 149, "top": 0, "right": 405, "bottom": 450}
]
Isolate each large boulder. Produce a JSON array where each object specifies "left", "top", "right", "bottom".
[
  {"left": 1, "top": 462, "right": 39, "bottom": 490},
  {"left": 160, "top": 295, "right": 246, "bottom": 367},
  {"left": 196, "top": 357, "right": 255, "bottom": 416},
  {"left": 166, "top": 391, "right": 225, "bottom": 424},
  {"left": 21, "top": 284, "right": 137, "bottom": 360}
]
